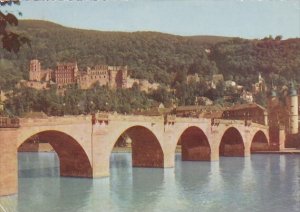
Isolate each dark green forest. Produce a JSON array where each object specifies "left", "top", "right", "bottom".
[
  {"left": 5, "top": 84, "right": 152, "bottom": 116},
  {"left": 1, "top": 20, "right": 298, "bottom": 89},
  {"left": 1, "top": 20, "right": 300, "bottom": 116}
]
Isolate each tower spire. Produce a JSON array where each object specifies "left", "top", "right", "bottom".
[{"left": 287, "top": 80, "right": 298, "bottom": 134}]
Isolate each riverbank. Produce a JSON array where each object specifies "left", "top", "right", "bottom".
[
  {"left": 113, "top": 147, "right": 300, "bottom": 155},
  {"left": 112, "top": 146, "right": 183, "bottom": 153},
  {"left": 253, "top": 148, "right": 300, "bottom": 155}
]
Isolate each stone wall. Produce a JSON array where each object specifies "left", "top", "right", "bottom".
[{"left": 0, "top": 129, "right": 18, "bottom": 196}]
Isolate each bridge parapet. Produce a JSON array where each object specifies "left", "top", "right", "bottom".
[
  {"left": 0, "top": 116, "right": 20, "bottom": 128},
  {"left": 211, "top": 119, "right": 245, "bottom": 126},
  {"left": 94, "top": 112, "right": 164, "bottom": 124},
  {"left": 211, "top": 118, "right": 268, "bottom": 132},
  {"left": 19, "top": 115, "right": 91, "bottom": 127},
  {"left": 175, "top": 117, "right": 210, "bottom": 124}
]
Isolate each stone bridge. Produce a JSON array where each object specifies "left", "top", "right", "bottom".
[{"left": 0, "top": 113, "right": 270, "bottom": 196}]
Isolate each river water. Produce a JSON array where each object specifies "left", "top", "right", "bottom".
[{"left": 1, "top": 153, "right": 300, "bottom": 212}]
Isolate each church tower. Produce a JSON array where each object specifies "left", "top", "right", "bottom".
[
  {"left": 268, "top": 86, "right": 278, "bottom": 106},
  {"left": 286, "top": 81, "right": 298, "bottom": 134},
  {"left": 29, "top": 59, "right": 41, "bottom": 81},
  {"left": 268, "top": 85, "right": 280, "bottom": 127}
]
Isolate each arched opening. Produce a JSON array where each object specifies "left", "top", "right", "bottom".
[
  {"left": 251, "top": 130, "right": 269, "bottom": 152},
  {"left": 112, "top": 126, "right": 164, "bottom": 168},
  {"left": 18, "top": 130, "right": 92, "bottom": 178},
  {"left": 177, "top": 126, "right": 211, "bottom": 161},
  {"left": 219, "top": 127, "right": 245, "bottom": 157}
]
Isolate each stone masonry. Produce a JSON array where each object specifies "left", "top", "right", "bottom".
[{"left": 0, "top": 113, "right": 271, "bottom": 196}]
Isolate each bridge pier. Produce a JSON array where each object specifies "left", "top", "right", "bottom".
[
  {"left": 0, "top": 129, "right": 18, "bottom": 196},
  {"left": 244, "top": 145, "right": 251, "bottom": 157},
  {"left": 91, "top": 133, "right": 110, "bottom": 178},
  {"left": 210, "top": 146, "right": 220, "bottom": 161}
]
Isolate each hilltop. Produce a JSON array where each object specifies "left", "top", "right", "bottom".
[
  {"left": 0, "top": 19, "right": 300, "bottom": 90},
  {"left": 0, "top": 20, "right": 229, "bottom": 89}
]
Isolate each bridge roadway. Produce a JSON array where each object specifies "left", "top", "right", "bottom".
[{"left": 0, "top": 113, "right": 270, "bottom": 196}]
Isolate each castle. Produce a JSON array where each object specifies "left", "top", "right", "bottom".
[
  {"left": 78, "top": 65, "right": 127, "bottom": 89},
  {"left": 26, "top": 59, "right": 128, "bottom": 89}
]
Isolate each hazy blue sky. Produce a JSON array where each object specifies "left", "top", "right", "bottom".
[{"left": 12, "top": 0, "right": 300, "bottom": 38}]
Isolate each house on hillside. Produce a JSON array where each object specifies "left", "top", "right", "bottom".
[
  {"left": 195, "top": 96, "right": 213, "bottom": 106},
  {"left": 174, "top": 105, "right": 223, "bottom": 118},
  {"left": 221, "top": 103, "right": 268, "bottom": 125}
]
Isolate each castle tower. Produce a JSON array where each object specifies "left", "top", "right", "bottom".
[
  {"left": 258, "top": 72, "right": 266, "bottom": 93},
  {"left": 74, "top": 63, "right": 79, "bottom": 78},
  {"left": 121, "top": 66, "right": 128, "bottom": 88},
  {"left": 29, "top": 59, "right": 41, "bottom": 81},
  {"left": 108, "top": 66, "right": 118, "bottom": 88},
  {"left": 286, "top": 81, "right": 298, "bottom": 134},
  {"left": 268, "top": 85, "right": 279, "bottom": 107},
  {"left": 267, "top": 86, "right": 279, "bottom": 127}
]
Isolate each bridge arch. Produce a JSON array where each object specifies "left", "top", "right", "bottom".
[
  {"left": 18, "top": 130, "right": 93, "bottom": 177},
  {"left": 219, "top": 127, "right": 245, "bottom": 157},
  {"left": 251, "top": 130, "right": 269, "bottom": 152},
  {"left": 112, "top": 125, "right": 164, "bottom": 167},
  {"left": 177, "top": 126, "right": 211, "bottom": 161}
]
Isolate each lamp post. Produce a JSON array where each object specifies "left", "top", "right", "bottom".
[
  {"left": 62, "top": 103, "right": 66, "bottom": 116},
  {"left": 77, "top": 103, "right": 81, "bottom": 115},
  {"left": 90, "top": 100, "right": 94, "bottom": 114},
  {"left": 105, "top": 102, "right": 109, "bottom": 112}
]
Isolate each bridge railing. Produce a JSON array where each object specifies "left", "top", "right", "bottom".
[
  {"left": 211, "top": 118, "right": 246, "bottom": 126},
  {"left": 211, "top": 118, "right": 268, "bottom": 129},
  {"left": 94, "top": 113, "right": 164, "bottom": 123},
  {"left": 175, "top": 117, "right": 211, "bottom": 124},
  {"left": 0, "top": 116, "right": 20, "bottom": 128},
  {"left": 19, "top": 115, "right": 91, "bottom": 126}
]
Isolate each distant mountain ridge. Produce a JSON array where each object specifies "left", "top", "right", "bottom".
[{"left": 0, "top": 19, "right": 299, "bottom": 90}]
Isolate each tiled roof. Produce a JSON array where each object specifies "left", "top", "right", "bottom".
[
  {"left": 176, "top": 105, "right": 223, "bottom": 112},
  {"left": 224, "top": 103, "right": 266, "bottom": 111}
]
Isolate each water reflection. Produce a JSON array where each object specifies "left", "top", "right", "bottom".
[
  {"left": 250, "top": 154, "right": 300, "bottom": 212},
  {"left": 0, "top": 195, "right": 18, "bottom": 212},
  {"left": 109, "top": 153, "right": 165, "bottom": 211},
  {"left": 174, "top": 154, "right": 215, "bottom": 211},
  {"left": 18, "top": 152, "right": 59, "bottom": 178},
  {"left": 17, "top": 153, "right": 93, "bottom": 212},
  {"left": 5, "top": 152, "right": 300, "bottom": 212},
  {"left": 130, "top": 168, "right": 164, "bottom": 211}
]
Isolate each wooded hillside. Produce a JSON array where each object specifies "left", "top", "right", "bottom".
[{"left": 0, "top": 20, "right": 299, "bottom": 90}]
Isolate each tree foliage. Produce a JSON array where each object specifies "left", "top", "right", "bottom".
[
  {"left": 1, "top": 19, "right": 300, "bottom": 115},
  {"left": 0, "top": 0, "right": 30, "bottom": 53},
  {"left": 5, "top": 85, "right": 152, "bottom": 116},
  {"left": 0, "top": 20, "right": 219, "bottom": 89},
  {"left": 211, "top": 38, "right": 300, "bottom": 88}
]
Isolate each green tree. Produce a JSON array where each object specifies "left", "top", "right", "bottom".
[
  {"left": 0, "top": 0, "right": 30, "bottom": 53},
  {"left": 150, "top": 86, "right": 174, "bottom": 107}
]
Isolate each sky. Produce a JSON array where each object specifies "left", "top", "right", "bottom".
[{"left": 8, "top": 0, "right": 300, "bottom": 39}]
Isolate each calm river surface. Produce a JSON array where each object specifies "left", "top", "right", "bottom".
[{"left": 1, "top": 153, "right": 300, "bottom": 212}]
